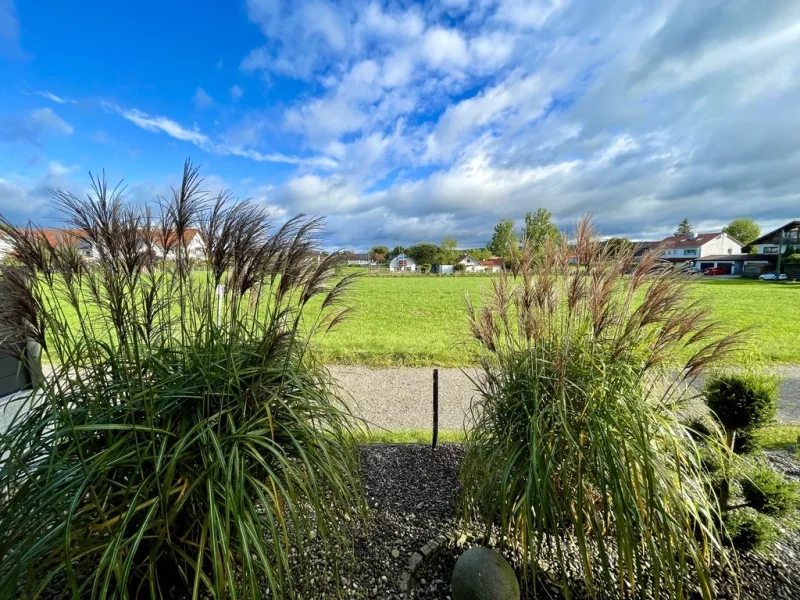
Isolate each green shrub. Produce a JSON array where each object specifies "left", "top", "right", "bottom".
[
  {"left": 462, "top": 218, "right": 743, "bottom": 600},
  {"left": 785, "top": 253, "right": 800, "bottom": 264},
  {"left": 724, "top": 510, "right": 779, "bottom": 552},
  {"left": 0, "top": 162, "right": 363, "bottom": 599},
  {"left": 741, "top": 467, "right": 800, "bottom": 516},
  {"left": 453, "top": 262, "right": 466, "bottom": 272},
  {"left": 705, "top": 371, "right": 779, "bottom": 450}
]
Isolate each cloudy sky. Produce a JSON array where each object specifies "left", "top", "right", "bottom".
[{"left": 1, "top": 0, "right": 799, "bottom": 250}]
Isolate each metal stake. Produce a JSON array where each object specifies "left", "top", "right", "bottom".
[{"left": 432, "top": 368, "right": 439, "bottom": 449}]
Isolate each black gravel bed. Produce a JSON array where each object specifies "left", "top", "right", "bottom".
[{"left": 337, "top": 445, "right": 800, "bottom": 600}]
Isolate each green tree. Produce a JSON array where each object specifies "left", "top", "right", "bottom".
[
  {"left": 439, "top": 236, "right": 458, "bottom": 264},
  {"left": 604, "top": 237, "right": 633, "bottom": 256},
  {"left": 406, "top": 242, "right": 440, "bottom": 265},
  {"left": 390, "top": 245, "right": 406, "bottom": 258},
  {"left": 723, "top": 219, "right": 760, "bottom": 246},
  {"left": 522, "top": 208, "right": 560, "bottom": 250},
  {"left": 370, "top": 245, "right": 389, "bottom": 257},
  {"left": 487, "top": 220, "right": 518, "bottom": 259},
  {"left": 675, "top": 219, "right": 693, "bottom": 236}
]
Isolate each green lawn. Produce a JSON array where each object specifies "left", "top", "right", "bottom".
[{"left": 314, "top": 276, "right": 800, "bottom": 367}]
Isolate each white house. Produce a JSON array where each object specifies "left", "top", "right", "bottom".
[
  {"left": 150, "top": 228, "right": 206, "bottom": 260},
  {"left": 346, "top": 253, "right": 373, "bottom": 266},
  {"left": 481, "top": 257, "right": 504, "bottom": 273},
  {"left": 0, "top": 233, "right": 13, "bottom": 262},
  {"left": 389, "top": 253, "right": 416, "bottom": 272},
  {"left": 455, "top": 254, "right": 485, "bottom": 273},
  {"left": 659, "top": 232, "right": 742, "bottom": 264}
]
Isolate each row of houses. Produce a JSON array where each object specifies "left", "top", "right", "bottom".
[
  {"left": 0, "top": 228, "right": 207, "bottom": 262},
  {"left": 632, "top": 220, "right": 800, "bottom": 275},
  {"left": 387, "top": 253, "right": 504, "bottom": 273}
]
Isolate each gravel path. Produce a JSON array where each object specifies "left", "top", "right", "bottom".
[{"left": 331, "top": 365, "right": 800, "bottom": 431}]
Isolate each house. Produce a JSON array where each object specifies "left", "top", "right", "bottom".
[
  {"left": 389, "top": 253, "right": 416, "bottom": 272},
  {"left": 658, "top": 232, "right": 742, "bottom": 271},
  {"left": 631, "top": 241, "right": 662, "bottom": 260},
  {"left": 0, "top": 232, "right": 13, "bottom": 262},
  {"left": 346, "top": 253, "right": 372, "bottom": 266},
  {"left": 151, "top": 228, "right": 205, "bottom": 260},
  {"left": 481, "top": 257, "right": 504, "bottom": 273},
  {"left": 455, "top": 254, "right": 484, "bottom": 273},
  {"left": 33, "top": 229, "right": 99, "bottom": 260},
  {"left": 750, "top": 221, "right": 800, "bottom": 256}
]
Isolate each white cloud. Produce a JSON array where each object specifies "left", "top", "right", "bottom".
[
  {"left": 193, "top": 87, "right": 214, "bottom": 109},
  {"left": 34, "top": 90, "right": 73, "bottom": 104},
  {"left": 230, "top": 84, "right": 244, "bottom": 101},
  {"left": 109, "top": 103, "right": 337, "bottom": 169},
  {"left": 422, "top": 27, "right": 469, "bottom": 69}
]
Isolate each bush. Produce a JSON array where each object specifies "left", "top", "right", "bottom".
[
  {"left": 705, "top": 371, "right": 779, "bottom": 450},
  {"left": 785, "top": 253, "right": 800, "bottom": 264},
  {"left": 461, "top": 218, "right": 744, "bottom": 600},
  {"left": 724, "top": 510, "right": 779, "bottom": 552},
  {"left": 453, "top": 262, "right": 466, "bottom": 272},
  {"left": 741, "top": 467, "right": 800, "bottom": 516},
  {"left": 0, "top": 162, "right": 363, "bottom": 599}
]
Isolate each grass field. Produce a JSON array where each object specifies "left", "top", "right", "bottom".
[{"left": 314, "top": 275, "right": 800, "bottom": 367}]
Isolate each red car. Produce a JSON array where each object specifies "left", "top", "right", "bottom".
[{"left": 703, "top": 267, "right": 726, "bottom": 276}]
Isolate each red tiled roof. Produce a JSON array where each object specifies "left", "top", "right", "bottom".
[
  {"left": 659, "top": 232, "right": 722, "bottom": 249},
  {"left": 481, "top": 257, "right": 504, "bottom": 267},
  {"left": 34, "top": 229, "right": 85, "bottom": 248}
]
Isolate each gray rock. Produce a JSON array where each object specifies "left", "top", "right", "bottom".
[{"left": 451, "top": 547, "right": 520, "bottom": 600}]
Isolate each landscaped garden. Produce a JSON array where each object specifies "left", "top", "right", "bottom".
[{"left": 0, "top": 164, "right": 799, "bottom": 599}]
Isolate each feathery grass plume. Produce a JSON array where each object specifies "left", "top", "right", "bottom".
[
  {"left": 461, "top": 217, "right": 747, "bottom": 599},
  {"left": 0, "top": 161, "right": 363, "bottom": 599}
]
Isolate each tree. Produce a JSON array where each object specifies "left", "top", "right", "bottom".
[
  {"left": 723, "top": 219, "right": 760, "bottom": 246},
  {"left": 406, "top": 243, "right": 440, "bottom": 266},
  {"left": 370, "top": 245, "right": 389, "bottom": 257},
  {"left": 439, "top": 236, "right": 458, "bottom": 264},
  {"left": 487, "top": 220, "right": 518, "bottom": 259},
  {"left": 604, "top": 237, "right": 633, "bottom": 256},
  {"left": 675, "top": 219, "right": 693, "bottom": 236},
  {"left": 390, "top": 245, "right": 406, "bottom": 258},
  {"left": 523, "top": 208, "right": 560, "bottom": 251}
]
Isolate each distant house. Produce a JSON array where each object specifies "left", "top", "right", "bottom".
[
  {"left": 455, "top": 254, "right": 484, "bottom": 273},
  {"left": 631, "top": 241, "right": 662, "bottom": 260},
  {"left": 389, "top": 253, "right": 416, "bottom": 272},
  {"left": 32, "top": 228, "right": 99, "bottom": 260},
  {"left": 0, "top": 232, "right": 13, "bottom": 262},
  {"left": 659, "top": 232, "right": 742, "bottom": 265},
  {"left": 345, "top": 253, "right": 372, "bottom": 266},
  {"left": 750, "top": 221, "right": 800, "bottom": 256},
  {"left": 481, "top": 257, "right": 504, "bottom": 273}
]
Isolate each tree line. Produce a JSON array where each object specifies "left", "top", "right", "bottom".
[{"left": 361, "top": 214, "right": 765, "bottom": 266}]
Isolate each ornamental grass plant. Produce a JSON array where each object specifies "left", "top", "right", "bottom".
[
  {"left": 461, "top": 218, "right": 746, "bottom": 599},
  {"left": 0, "top": 161, "right": 363, "bottom": 599}
]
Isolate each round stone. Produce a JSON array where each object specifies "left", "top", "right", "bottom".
[{"left": 451, "top": 547, "right": 520, "bottom": 600}]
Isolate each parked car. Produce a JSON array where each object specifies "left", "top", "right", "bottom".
[
  {"left": 758, "top": 272, "right": 788, "bottom": 281},
  {"left": 703, "top": 267, "right": 726, "bottom": 276},
  {"left": 679, "top": 264, "right": 701, "bottom": 275}
]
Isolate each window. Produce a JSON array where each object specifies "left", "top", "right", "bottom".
[
  {"left": 684, "top": 249, "right": 697, "bottom": 256},
  {"left": 763, "top": 246, "right": 779, "bottom": 254}
]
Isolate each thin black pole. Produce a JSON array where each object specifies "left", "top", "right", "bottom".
[{"left": 432, "top": 368, "right": 439, "bottom": 449}]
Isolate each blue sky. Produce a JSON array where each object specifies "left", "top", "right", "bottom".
[{"left": 1, "top": 0, "right": 799, "bottom": 250}]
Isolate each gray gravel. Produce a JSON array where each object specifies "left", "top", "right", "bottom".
[{"left": 330, "top": 365, "right": 800, "bottom": 432}]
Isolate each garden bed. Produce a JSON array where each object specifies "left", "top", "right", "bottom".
[{"left": 316, "top": 444, "right": 800, "bottom": 600}]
